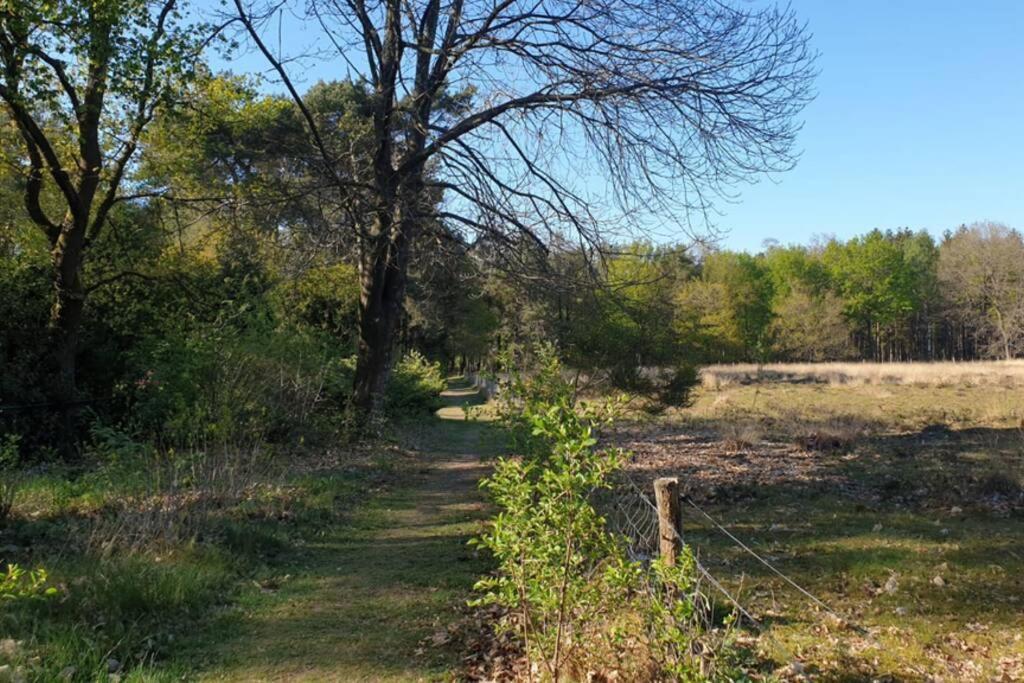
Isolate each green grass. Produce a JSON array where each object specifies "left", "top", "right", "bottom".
[
  {"left": 621, "top": 380, "right": 1024, "bottom": 680},
  {"left": 0, "top": 379, "right": 505, "bottom": 682}
]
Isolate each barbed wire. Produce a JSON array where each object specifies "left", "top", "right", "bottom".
[{"left": 599, "top": 471, "right": 803, "bottom": 667}]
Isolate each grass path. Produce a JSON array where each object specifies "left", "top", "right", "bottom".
[{"left": 184, "top": 380, "right": 500, "bottom": 682}]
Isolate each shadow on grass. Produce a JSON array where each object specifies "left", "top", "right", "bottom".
[
  {"left": 168, "top": 378, "right": 505, "bottom": 681},
  {"left": 618, "top": 420, "right": 1024, "bottom": 679}
]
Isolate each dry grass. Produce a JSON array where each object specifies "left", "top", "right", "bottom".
[{"left": 702, "top": 359, "right": 1024, "bottom": 389}]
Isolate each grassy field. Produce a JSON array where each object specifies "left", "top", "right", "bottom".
[
  {"left": 615, "top": 368, "right": 1024, "bottom": 680},
  {"left": 702, "top": 359, "right": 1024, "bottom": 389},
  {"left": 0, "top": 382, "right": 502, "bottom": 682}
]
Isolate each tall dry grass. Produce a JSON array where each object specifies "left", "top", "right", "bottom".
[{"left": 702, "top": 360, "right": 1024, "bottom": 389}]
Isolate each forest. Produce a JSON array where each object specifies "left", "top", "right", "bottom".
[{"left": 1, "top": 1, "right": 1023, "bottom": 681}]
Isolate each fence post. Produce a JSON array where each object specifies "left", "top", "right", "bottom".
[{"left": 654, "top": 477, "right": 682, "bottom": 566}]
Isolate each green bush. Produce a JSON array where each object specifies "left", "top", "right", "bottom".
[
  {"left": 385, "top": 350, "right": 446, "bottom": 414},
  {"left": 656, "top": 363, "right": 700, "bottom": 409},
  {"left": 474, "top": 348, "right": 743, "bottom": 680},
  {"left": 125, "top": 316, "right": 344, "bottom": 446},
  {"left": 473, "top": 354, "right": 634, "bottom": 678}
]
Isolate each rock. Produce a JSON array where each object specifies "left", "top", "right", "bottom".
[
  {"left": 107, "top": 658, "right": 122, "bottom": 674},
  {"left": 950, "top": 506, "right": 963, "bottom": 515},
  {"left": 932, "top": 575, "right": 946, "bottom": 587}
]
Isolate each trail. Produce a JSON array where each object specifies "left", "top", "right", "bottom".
[{"left": 192, "top": 379, "right": 500, "bottom": 682}]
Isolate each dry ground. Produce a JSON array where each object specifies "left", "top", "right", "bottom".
[{"left": 613, "top": 375, "right": 1024, "bottom": 681}]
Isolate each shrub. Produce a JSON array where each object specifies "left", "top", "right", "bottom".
[
  {"left": 472, "top": 359, "right": 635, "bottom": 679},
  {"left": 126, "top": 319, "right": 341, "bottom": 446},
  {"left": 385, "top": 350, "right": 446, "bottom": 414},
  {"left": 474, "top": 348, "right": 740, "bottom": 680},
  {"left": 656, "top": 364, "right": 700, "bottom": 409}
]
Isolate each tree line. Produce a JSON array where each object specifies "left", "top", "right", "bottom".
[{"left": 497, "top": 224, "right": 1024, "bottom": 378}]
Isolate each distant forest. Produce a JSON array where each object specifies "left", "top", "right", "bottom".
[{"left": 532, "top": 221, "right": 1024, "bottom": 371}]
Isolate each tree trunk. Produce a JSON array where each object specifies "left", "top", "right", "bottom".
[
  {"left": 992, "top": 307, "right": 1012, "bottom": 360},
  {"left": 49, "top": 218, "right": 89, "bottom": 401},
  {"left": 351, "top": 213, "right": 413, "bottom": 419},
  {"left": 48, "top": 216, "right": 89, "bottom": 456}
]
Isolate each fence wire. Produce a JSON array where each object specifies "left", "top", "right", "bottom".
[{"left": 598, "top": 467, "right": 879, "bottom": 672}]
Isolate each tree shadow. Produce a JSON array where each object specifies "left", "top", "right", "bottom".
[{"left": 617, "top": 422, "right": 1024, "bottom": 679}]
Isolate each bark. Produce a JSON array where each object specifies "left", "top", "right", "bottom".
[{"left": 351, "top": 210, "right": 414, "bottom": 416}]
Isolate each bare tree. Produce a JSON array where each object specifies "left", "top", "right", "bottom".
[
  {"left": 232, "top": 0, "right": 817, "bottom": 418},
  {"left": 0, "top": 1, "right": 198, "bottom": 404},
  {"left": 939, "top": 222, "right": 1024, "bottom": 360}
]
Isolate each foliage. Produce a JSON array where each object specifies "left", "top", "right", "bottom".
[
  {"left": 677, "top": 251, "right": 776, "bottom": 363},
  {"left": 276, "top": 262, "right": 361, "bottom": 350},
  {"left": 472, "top": 351, "right": 634, "bottom": 678},
  {"left": 0, "top": 564, "right": 58, "bottom": 602},
  {"left": 385, "top": 351, "right": 447, "bottom": 414},
  {"left": 475, "top": 349, "right": 728, "bottom": 679},
  {"left": 125, "top": 318, "right": 343, "bottom": 446},
  {"left": 657, "top": 364, "right": 701, "bottom": 409}
]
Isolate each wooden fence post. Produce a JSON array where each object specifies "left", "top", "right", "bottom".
[{"left": 654, "top": 477, "right": 682, "bottom": 566}]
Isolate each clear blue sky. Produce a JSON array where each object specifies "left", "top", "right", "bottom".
[
  {"left": 715, "top": 1, "right": 1024, "bottom": 251},
  {"left": 213, "top": 2, "right": 1024, "bottom": 253}
]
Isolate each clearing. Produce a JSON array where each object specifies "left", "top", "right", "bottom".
[{"left": 613, "top": 373, "right": 1024, "bottom": 681}]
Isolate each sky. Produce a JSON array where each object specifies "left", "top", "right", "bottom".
[
  {"left": 212, "top": 2, "right": 1024, "bottom": 253},
  {"left": 716, "top": 1, "right": 1024, "bottom": 251}
]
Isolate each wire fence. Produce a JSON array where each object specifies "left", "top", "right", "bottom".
[{"left": 596, "top": 468, "right": 875, "bottom": 670}]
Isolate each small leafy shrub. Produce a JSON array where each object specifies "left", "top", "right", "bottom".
[
  {"left": 475, "top": 348, "right": 740, "bottom": 680},
  {"left": 1, "top": 434, "right": 21, "bottom": 523},
  {"left": 386, "top": 350, "right": 446, "bottom": 414},
  {"left": 473, "top": 362, "right": 635, "bottom": 679},
  {"left": 0, "top": 564, "right": 58, "bottom": 601}
]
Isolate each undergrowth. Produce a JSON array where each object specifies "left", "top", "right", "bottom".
[{"left": 473, "top": 346, "right": 748, "bottom": 681}]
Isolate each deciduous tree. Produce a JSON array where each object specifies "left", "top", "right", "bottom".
[
  {"left": 231, "top": 0, "right": 816, "bottom": 420},
  {"left": 0, "top": 0, "right": 198, "bottom": 402}
]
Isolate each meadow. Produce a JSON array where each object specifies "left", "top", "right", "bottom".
[{"left": 614, "top": 362, "right": 1024, "bottom": 680}]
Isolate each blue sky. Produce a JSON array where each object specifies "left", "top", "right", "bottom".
[
  {"left": 213, "top": 2, "right": 1024, "bottom": 252},
  {"left": 715, "top": 1, "right": 1024, "bottom": 251}
]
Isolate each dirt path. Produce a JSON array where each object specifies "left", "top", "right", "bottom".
[{"left": 190, "top": 380, "right": 499, "bottom": 682}]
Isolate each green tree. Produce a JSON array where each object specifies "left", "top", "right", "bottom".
[
  {"left": 678, "top": 250, "right": 775, "bottom": 361},
  {"left": 0, "top": 0, "right": 198, "bottom": 403}
]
